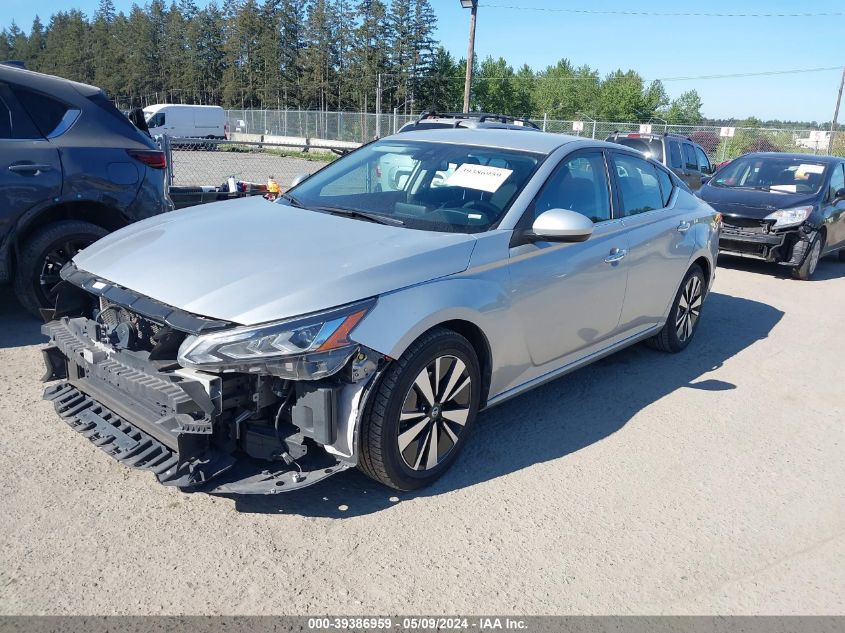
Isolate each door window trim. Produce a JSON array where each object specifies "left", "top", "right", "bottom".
[
  {"left": 0, "top": 83, "right": 43, "bottom": 141},
  {"left": 607, "top": 150, "right": 674, "bottom": 219},
  {"left": 516, "top": 148, "right": 619, "bottom": 231}
]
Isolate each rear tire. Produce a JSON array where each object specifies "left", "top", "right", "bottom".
[
  {"left": 13, "top": 220, "right": 108, "bottom": 317},
  {"left": 358, "top": 327, "right": 481, "bottom": 491},
  {"left": 791, "top": 232, "right": 823, "bottom": 280},
  {"left": 647, "top": 264, "right": 706, "bottom": 354}
]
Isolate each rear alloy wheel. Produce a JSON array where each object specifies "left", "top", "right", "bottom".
[
  {"left": 358, "top": 327, "right": 481, "bottom": 491},
  {"left": 647, "top": 264, "right": 706, "bottom": 353},
  {"left": 13, "top": 220, "right": 108, "bottom": 317},
  {"left": 792, "top": 233, "right": 823, "bottom": 280}
]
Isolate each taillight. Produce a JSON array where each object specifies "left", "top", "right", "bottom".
[
  {"left": 127, "top": 149, "right": 166, "bottom": 169},
  {"left": 626, "top": 133, "right": 641, "bottom": 138}
]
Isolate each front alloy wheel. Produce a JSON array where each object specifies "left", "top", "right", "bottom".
[
  {"left": 398, "top": 355, "right": 471, "bottom": 471},
  {"left": 358, "top": 327, "right": 481, "bottom": 491}
]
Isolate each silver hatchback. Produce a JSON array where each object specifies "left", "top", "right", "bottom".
[{"left": 42, "top": 129, "right": 720, "bottom": 493}]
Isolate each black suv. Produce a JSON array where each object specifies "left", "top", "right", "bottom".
[
  {"left": 397, "top": 111, "right": 540, "bottom": 133},
  {"left": 0, "top": 64, "right": 171, "bottom": 315},
  {"left": 606, "top": 131, "right": 713, "bottom": 191}
]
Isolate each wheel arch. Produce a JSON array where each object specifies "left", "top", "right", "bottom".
[
  {"left": 10, "top": 200, "right": 127, "bottom": 272},
  {"left": 427, "top": 319, "right": 493, "bottom": 408}
]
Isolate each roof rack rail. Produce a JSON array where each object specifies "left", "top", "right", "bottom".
[{"left": 414, "top": 111, "right": 541, "bottom": 130}]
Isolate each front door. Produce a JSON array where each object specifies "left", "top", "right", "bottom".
[
  {"left": 508, "top": 150, "right": 629, "bottom": 368},
  {"left": 824, "top": 163, "right": 845, "bottom": 250}
]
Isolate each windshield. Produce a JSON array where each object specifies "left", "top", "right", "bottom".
[
  {"left": 281, "top": 140, "right": 543, "bottom": 233},
  {"left": 711, "top": 156, "right": 827, "bottom": 194},
  {"left": 613, "top": 137, "right": 664, "bottom": 162}
]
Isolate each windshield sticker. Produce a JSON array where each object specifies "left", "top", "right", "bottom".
[
  {"left": 445, "top": 164, "right": 513, "bottom": 192},
  {"left": 795, "top": 163, "right": 825, "bottom": 179}
]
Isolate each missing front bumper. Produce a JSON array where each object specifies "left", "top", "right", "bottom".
[{"left": 41, "top": 317, "right": 352, "bottom": 494}]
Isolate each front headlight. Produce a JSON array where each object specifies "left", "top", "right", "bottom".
[
  {"left": 765, "top": 206, "right": 813, "bottom": 229},
  {"left": 177, "top": 298, "right": 375, "bottom": 379}
]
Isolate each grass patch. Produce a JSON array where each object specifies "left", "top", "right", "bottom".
[{"left": 217, "top": 144, "right": 336, "bottom": 162}]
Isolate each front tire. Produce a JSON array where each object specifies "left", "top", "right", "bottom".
[
  {"left": 358, "top": 327, "right": 481, "bottom": 491},
  {"left": 13, "top": 220, "right": 108, "bottom": 317},
  {"left": 792, "top": 232, "right": 823, "bottom": 280},
  {"left": 648, "top": 264, "right": 706, "bottom": 353}
]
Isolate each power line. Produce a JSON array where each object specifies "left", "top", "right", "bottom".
[
  {"left": 478, "top": 4, "right": 845, "bottom": 17},
  {"left": 368, "top": 66, "right": 845, "bottom": 82}
]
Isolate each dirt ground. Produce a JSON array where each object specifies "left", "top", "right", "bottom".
[{"left": 0, "top": 256, "right": 843, "bottom": 615}]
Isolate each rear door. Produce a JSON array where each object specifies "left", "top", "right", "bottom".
[
  {"left": 0, "top": 83, "right": 62, "bottom": 243},
  {"left": 681, "top": 142, "right": 703, "bottom": 190},
  {"left": 666, "top": 138, "right": 686, "bottom": 181},
  {"left": 609, "top": 151, "right": 696, "bottom": 329}
]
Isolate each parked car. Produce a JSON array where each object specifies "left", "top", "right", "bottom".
[
  {"left": 41, "top": 129, "right": 719, "bottom": 494},
  {"left": 0, "top": 63, "right": 171, "bottom": 315},
  {"left": 143, "top": 103, "right": 227, "bottom": 141},
  {"left": 697, "top": 152, "right": 845, "bottom": 280},
  {"left": 606, "top": 131, "right": 714, "bottom": 191},
  {"left": 397, "top": 111, "right": 540, "bottom": 133}
]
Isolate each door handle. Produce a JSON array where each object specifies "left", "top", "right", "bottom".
[
  {"left": 8, "top": 163, "right": 53, "bottom": 174},
  {"left": 677, "top": 220, "right": 692, "bottom": 233},
  {"left": 604, "top": 248, "right": 628, "bottom": 264}
]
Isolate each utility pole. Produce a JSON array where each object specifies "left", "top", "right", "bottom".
[
  {"left": 828, "top": 67, "right": 845, "bottom": 155},
  {"left": 461, "top": 0, "right": 478, "bottom": 113},
  {"left": 376, "top": 73, "right": 382, "bottom": 138}
]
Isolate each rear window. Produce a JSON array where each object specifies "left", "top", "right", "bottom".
[
  {"left": 612, "top": 137, "right": 664, "bottom": 163},
  {"left": 9, "top": 86, "right": 68, "bottom": 137}
]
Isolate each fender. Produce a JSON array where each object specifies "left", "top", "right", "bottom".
[{"left": 350, "top": 271, "right": 527, "bottom": 400}]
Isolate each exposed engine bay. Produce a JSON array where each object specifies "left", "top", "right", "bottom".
[{"left": 40, "top": 264, "right": 385, "bottom": 494}]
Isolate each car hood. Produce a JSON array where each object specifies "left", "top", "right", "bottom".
[
  {"left": 698, "top": 185, "right": 818, "bottom": 220},
  {"left": 72, "top": 197, "right": 478, "bottom": 325}
]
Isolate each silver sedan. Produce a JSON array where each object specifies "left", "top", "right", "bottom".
[{"left": 43, "top": 128, "right": 720, "bottom": 493}]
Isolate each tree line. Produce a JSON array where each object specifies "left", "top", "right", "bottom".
[{"left": 0, "top": 0, "right": 708, "bottom": 123}]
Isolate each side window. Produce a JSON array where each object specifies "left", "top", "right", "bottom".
[
  {"left": 668, "top": 140, "right": 683, "bottom": 169},
  {"left": 683, "top": 143, "right": 698, "bottom": 171},
  {"left": 829, "top": 164, "right": 845, "bottom": 201},
  {"left": 613, "top": 153, "right": 665, "bottom": 216},
  {"left": 9, "top": 86, "right": 69, "bottom": 137},
  {"left": 694, "top": 146, "right": 711, "bottom": 174},
  {"left": 0, "top": 95, "right": 11, "bottom": 138},
  {"left": 531, "top": 151, "right": 611, "bottom": 223},
  {"left": 148, "top": 112, "right": 165, "bottom": 128},
  {"left": 655, "top": 167, "right": 674, "bottom": 207}
]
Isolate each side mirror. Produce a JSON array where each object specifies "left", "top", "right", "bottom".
[
  {"left": 290, "top": 172, "right": 310, "bottom": 188},
  {"left": 701, "top": 176, "right": 712, "bottom": 186},
  {"left": 835, "top": 187, "right": 845, "bottom": 202},
  {"left": 529, "top": 208, "right": 594, "bottom": 243}
]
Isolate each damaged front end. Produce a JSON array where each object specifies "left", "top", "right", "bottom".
[
  {"left": 719, "top": 210, "right": 817, "bottom": 266},
  {"left": 41, "top": 264, "right": 385, "bottom": 494}
]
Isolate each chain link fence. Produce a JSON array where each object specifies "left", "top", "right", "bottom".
[
  {"left": 225, "top": 109, "right": 845, "bottom": 162},
  {"left": 163, "top": 113, "right": 843, "bottom": 190},
  {"left": 163, "top": 137, "right": 343, "bottom": 189}
]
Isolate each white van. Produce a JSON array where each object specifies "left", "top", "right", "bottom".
[{"left": 143, "top": 104, "right": 227, "bottom": 139}]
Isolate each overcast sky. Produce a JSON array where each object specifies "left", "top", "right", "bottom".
[{"left": 3, "top": 0, "right": 843, "bottom": 122}]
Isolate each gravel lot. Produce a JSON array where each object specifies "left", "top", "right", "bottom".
[
  {"left": 171, "top": 149, "right": 329, "bottom": 187},
  {"left": 0, "top": 256, "right": 843, "bottom": 615}
]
